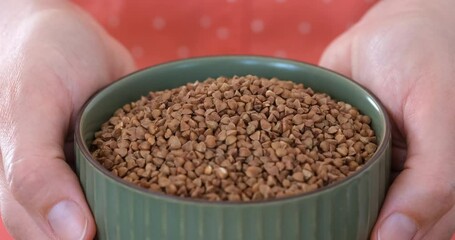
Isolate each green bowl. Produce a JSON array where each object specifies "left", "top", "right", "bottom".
[{"left": 75, "top": 56, "right": 391, "bottom": 240}]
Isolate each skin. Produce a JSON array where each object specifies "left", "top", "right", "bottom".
[
  {"left": 320, "top": 0, "right": 455, "bottom": 239},
  {"left": 0, "top": 0, "right": 453, "bottom": 239},
  {"left": 0, "top": 0, "right": 134, "bottom": 239}
]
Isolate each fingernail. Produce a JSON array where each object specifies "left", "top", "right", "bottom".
[
  {"left": 48, "top": 200, "right": 87, "bottom": 240},
  {"left": 378, "top": 212, "right": 418, "bottom": 240}
]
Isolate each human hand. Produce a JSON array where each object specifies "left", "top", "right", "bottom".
[
  {"left": 0, "top": 0, "right": 135, "bottom": 239},
  {"left": 320, "top": 0, "right": 455, "bottom": 239}
]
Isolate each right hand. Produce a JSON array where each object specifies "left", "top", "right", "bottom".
[
  {"left": 0, "top": 0, "right": 135, "bottom": 239},
  {"left": 320, "top": 0, "right": 455, "bottom": 238}
]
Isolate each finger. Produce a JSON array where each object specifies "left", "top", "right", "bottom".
[
  {"left": 0, "top": 157, "right": 48, "bottom": 240},
  {"left": 69, "top": 2, "right": 136, "bottom": 81},
  {"left": 372, "top": 93, "right": 455, "bottom": 240},
  {"left": 424, "top": 204, "right": 455, "bottom": 239},
  {"left": 0, "top": 74, "right": 96, "bottom": 240},
  {"left": 373, "top": 169, "right": 455, "bottom": 240},
  {"left": 318, "top": 29, "right": 354, "bottom": 78},
  {"left": 320, "top": 25, "right": 411, "bottom": 173},
  {"left": 105, "top": 34, "right": 137, "bottom": 80},
  {"left": 47, "top": 4, "right": 137, "bottom": 116}
]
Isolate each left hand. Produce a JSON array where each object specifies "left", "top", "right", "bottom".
[
  {"left": 320, "top": 0, "right": 455, "bottom": 239},
  {"left": 0, "top": 1, "right": 135, "bottom": 239}
]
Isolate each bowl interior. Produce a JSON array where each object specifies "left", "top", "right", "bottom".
[{"left": 77, "top": 56, "right": 389, "bottom": 203}]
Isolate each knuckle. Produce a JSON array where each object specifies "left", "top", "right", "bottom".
[
  {"left": 427, "top": 181, "right": 455, "bottom": 206},
  {"left": 6, "top": 159, "right": 43, "bottom": 203}
]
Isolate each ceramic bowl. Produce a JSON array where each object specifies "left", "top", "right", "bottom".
[{"left": 75, "top": 56, "right": 391, "bottom": 240}]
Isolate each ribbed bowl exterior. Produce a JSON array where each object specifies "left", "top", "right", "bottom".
[
  {"left": 75, "top": 56, "right": 391, "bottom": 240},
  {"left": 76, "top": 145, "right": 390, "bottom": 240}
]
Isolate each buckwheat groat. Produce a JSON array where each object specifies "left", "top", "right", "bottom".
[{"left": 91, "top": 75, "right": 377, "bottom": 201}]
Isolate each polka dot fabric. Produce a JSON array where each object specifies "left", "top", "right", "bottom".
[
  {"left": 0, "top": 0, "right": 378, "bottom": 239},
  {"left": 73, "top": 0, "right": 378, "bottom": 68}
]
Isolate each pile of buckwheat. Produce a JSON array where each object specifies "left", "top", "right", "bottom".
[{"left": 91, "top": 75, "right": 377, "bottom": 201}]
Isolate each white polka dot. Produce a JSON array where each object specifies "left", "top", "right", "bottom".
[
  {"left": 131, "top": 46, "right": 144, "bottom": 59},
  {"left": 298, "top": 22, "right": 312, "bottom": 34},
  {"left": 200, "top": 16, "right": 212, "bottom": 28},
  {"left": 152, "top": 17, "right": 166, "bottom": 30},
  {"left": 177, "top": 46, "right": 190, "bottom": 58},
  {"left": 275, "top": 0, "right": 286, "bottom": 3},
  {"left": 216, "top": 27, "right": 230, "bottom": 40},
  {"left": 250, "top": 19, "right": 264, "bottom": 33},
  {"left": 107, "top": 16, "right": 119, "bottom": 28},
  {"left": 274, "top": 50, "right": 287, "bottom": 58}
]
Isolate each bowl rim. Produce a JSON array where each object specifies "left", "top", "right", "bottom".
[{"left": 75, "top": 55, "right": 391, "bottom": 206}]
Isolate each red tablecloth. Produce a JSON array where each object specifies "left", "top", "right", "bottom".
[{"left": 0, "top": 218, "right": 12, "bottom": 240}]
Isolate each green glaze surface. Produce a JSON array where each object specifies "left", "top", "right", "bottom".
[{"left": 75, "top": 56, "right": 391, "bottom": 240}]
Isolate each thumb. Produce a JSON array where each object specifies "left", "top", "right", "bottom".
[
  {"left": 374, "top": 170, "right": 455, "bottom": 240},
  {"left": 372, "top": 101, "right": 455, "bottom": 239},
  {"left": 1, "top": 75, "right": 96, "bottom": 239}
]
